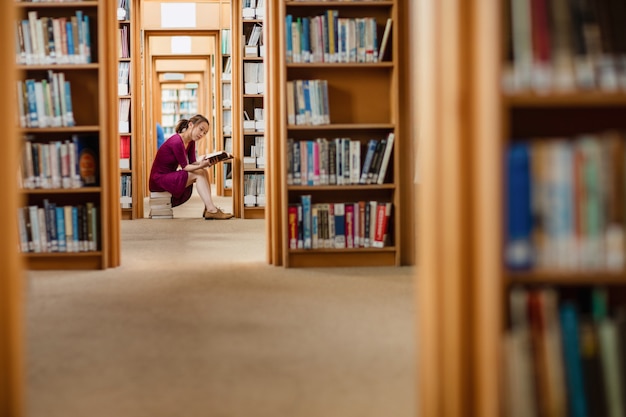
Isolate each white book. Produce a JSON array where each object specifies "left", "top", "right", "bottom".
[
  {"left": 38, "top": 207, "right": 49, "bottom": 252},
  {"left": 377, "top": 132, "right": 395, "bottom": 184},
  {"left": 28, "top": 205, "right": 42, "bottom": 253},
  {"left": 378, "top": 18, "right": 392, "bottom": 62},
  {"left": 350, "top": 140, "right": 360, "bottom": 185}
]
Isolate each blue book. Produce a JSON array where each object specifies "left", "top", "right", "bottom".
[
  {"left": 66, "top": 21, "right": 75, "bottom": 62},
  {"left": 72, "top": 206, "right": 80, "bottom": 251},
  {"left": 303, "top": 80, "right": 312, "bottom": 124},
  {"left": 301, "top": 194, "right": 312, "bottom": 249},
  {"left": 55, "top": 206, "right": 66, "bottom": 252},
  {"left": 301, "top": 17, "right": 310, "bottom": 63},
  {"left": 559, "top": 302, "right": 588, "bottom": 417},
  {"left": 333, "top": 202, "right": 346, "bottom": 248},
  {"left": 43, "top": 199, "right": 58, "bottom": 252},
  {"left": 83, "top": 14, "right": 91, "bottom": 63},
  {"left": 25, "top": 79, "right": 38, "bottom": 127},
  {"left": 505, "top": 141, "right": 532, "bottom": 269},
  {"left": 64, "top": 80, "right": 75, "bottom": 126},
  {"left": 285, "top": 14, "right": 293, "bottom": 63},
  {"left": 75, "top": 10, "right": 84, "bottom": 62},
  {"left": 292, "top": 140, "right": 301, "bottom": 185},
  {"left": 306, "top": 140, "right": 315, "bottom": 185}
]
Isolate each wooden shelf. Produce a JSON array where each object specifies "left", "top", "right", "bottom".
[
  {"left": 268, "top": 0, "right": 402, "bottom": 267},
  {"left": 16, "top": 0, "right": 120, "bottom": 269},
  {"left": 232, "top": 1, "right": 266, "bottom": 218}
]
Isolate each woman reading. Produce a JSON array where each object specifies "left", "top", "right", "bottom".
[{"left": 149, "top": 114, "right": 233, "bottom": 220}]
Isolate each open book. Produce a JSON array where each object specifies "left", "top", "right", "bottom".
[{"left": 202, "top": 150, "right": 234, "bottom": 166}]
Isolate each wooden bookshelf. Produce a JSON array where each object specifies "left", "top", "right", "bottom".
[
  {"left": 15, "top": 0, "right": 119, "bottom": 270},
  {"left": 217, "top": 28, "right": 233, "bottom": 197},
  {"left": 265, "top": 0, "right": 404, "bottom": 267},
  {"left": 232, "top": 0, "right": 266, "bottom": 218},
  {"left": 416, "top": 0, "right": 626, "bottom": 416},
  {"left": 117, "top": 0, "right": 142, "bottom": 220}
]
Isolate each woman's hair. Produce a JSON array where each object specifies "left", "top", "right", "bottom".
[{"left": 175, "top": 114, "right": 210, "bottom": 133}]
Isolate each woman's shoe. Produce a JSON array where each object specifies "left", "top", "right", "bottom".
[{"left": 203, "top": 208, "right": 234, "bottom": 220}]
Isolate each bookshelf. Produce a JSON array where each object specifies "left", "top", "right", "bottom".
[
  {"left": 232, "top": 0, "right": 266, "bottom": 218},
  {"left": 416, "top": 0, "right": 626, "bottom": 415},
  {"left": 117, "top": 0, "right": 141, "bottom": 219},
  {"left": 218, "top": 28, "right": 233, "bottom": 196},
  {"left": 268, "top": 0, "right": 401, "bottom": 267},
  {"left": 15, "top": 0, "right": 119, "bottom": 270}
]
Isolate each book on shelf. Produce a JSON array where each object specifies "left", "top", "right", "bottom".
[
  {"left": 504, "top": 130, "right": 626, "bottom": 272},
  {"left": 503, "top": 0, "right": 626, "bottom": 92},
  {"left": 18, "top": 202, "right": 98, "bottom": 253},
  {"left": 21, "top": 135, "right": 92, "bottom": 190},
  {"left": 288, "top": 199, "right": 392, "bottom": 250},
  {"left": 119, "top": 135, "right": 131, "bottom": 169},
  {"left": 17, "top": 10, "right": 92, "bottom": 65},
  {"left": 18, "top": 71, "right": 75, "bottom": 128},
  {"left": 378, "top": 18, "right": 393, "bottom": 62},
  {"left": 285, "top": 11, "right": 383, "bottom": 64}
]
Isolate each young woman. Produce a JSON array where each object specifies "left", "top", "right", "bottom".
[{"left": 149, "top": 114, "right": 233, "bottom": 220}]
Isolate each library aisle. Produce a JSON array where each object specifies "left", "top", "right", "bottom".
[{"left": 24, "top": 189, "right": 416, "bottom": 417}]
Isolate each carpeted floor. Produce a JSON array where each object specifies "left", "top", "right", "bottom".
[{"left": 24, "top": 191, "right": 417, "bottom": 417}]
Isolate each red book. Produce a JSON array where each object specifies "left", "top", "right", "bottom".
[
  {"left": 288, "top": 205, "right": 299, "bottom": 249},
  {"left": 358, "top": 201, "right": 366, "bottom": 248},
  {"left": 372, "top": 202, "right": 391, "bottom": 248},
  {"left": 345, "top": 203, "right": 355, "bottom": 248},
  {"left": 120, "top": 135, "right": 131, "bottom": 159}
]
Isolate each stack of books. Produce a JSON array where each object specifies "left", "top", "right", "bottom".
[{"left": 149, "top": 191, "right": 173, "bottom": 219}]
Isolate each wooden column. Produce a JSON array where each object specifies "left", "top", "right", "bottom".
[
  {"left": 0, "top": 0, "right": 25, "bottom": 414},
  {"left": 415, "top": 0, "right": 501, "bottom": 415}
]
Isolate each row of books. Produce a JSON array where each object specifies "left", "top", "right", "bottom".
[
  {"left": 223, "top": 56, "right": 232, "bottom": 79},
  {"left": 20, "top": 135, "right": 98, "bottom": 189},
  {"left": 149, "top": 191, "right": 173, "bottom": 219},
  {"left": 222, "top": 83, "right": 232, "bottom": 107},
  {"left": 16, "top": 10, "right": 92, "bottom": 65},
  {"left": 243, "top": 108, "right": 264, "bottom": 132},
  {"left": 119, "top": 135, "right": 131, "bottom": 169},
  {"left": 505, "top": 286, "right": 626, "bottom": 417},
  {"left": 244, "top": 136, "right": 265, "bottom": 170},
  {"left": 117, "top": 0, "right": 130, "bottom": 21},
  {"left": 17, "top": 71, "right": 75, "bottom": 128},
  {"left": 244, "top": 173, "right": 266, "bottom": 207},
  {"left": 118, "top": 25, "right": 130, "bottom": 58},
  {"left": 504, "top": 0, "right": 626, "bottom": 93},
  {"left": 120, "top": 173, "right": 132, "bottom": 209},
  {"left": 118, "top": 97, "right": 130, "bottom": 133},
  {"left": 243, "top": 62, "right": 265, "bottom": 94},
  {"left": 118, "top": 61, "right": 130, "bottom": 95},
  {"left": 290, "top": 197, "right": 392, "bottom": 250},
  {"left": 286, "top": 79, "right": 330, "bottom": 126},
  {"left": 17, "top": 201, "right": 99, "bottom": 253},
  {"left": 221, "top": 29, "right": 231, "bottom": 55},
  {"left": 286, "top": 12, "right": 391, "bottom": 64},
  {"left": 242, "top": 0, "right": 265, "bottom": 20},
  {"left": 505, "top": 130, "right": 625, "bottom": 272},
  {"left": 287, "top": 133, "right": 394, "bottom": 186}
]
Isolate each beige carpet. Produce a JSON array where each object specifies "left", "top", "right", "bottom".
[{"left": 25, "top": 191, "right": 417, "bottom": 417}]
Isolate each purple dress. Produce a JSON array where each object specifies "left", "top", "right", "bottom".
[{"left": 149, "top": 133, "right": 197, "bottom": 207}]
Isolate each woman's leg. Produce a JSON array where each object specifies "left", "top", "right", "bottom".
[{"left": 186, "top": 169, "right": 219, "bottom": 212}]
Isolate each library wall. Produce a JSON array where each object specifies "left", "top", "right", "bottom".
[{"left": 142, "top": 1, "right": 221, "bottom": 29}]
